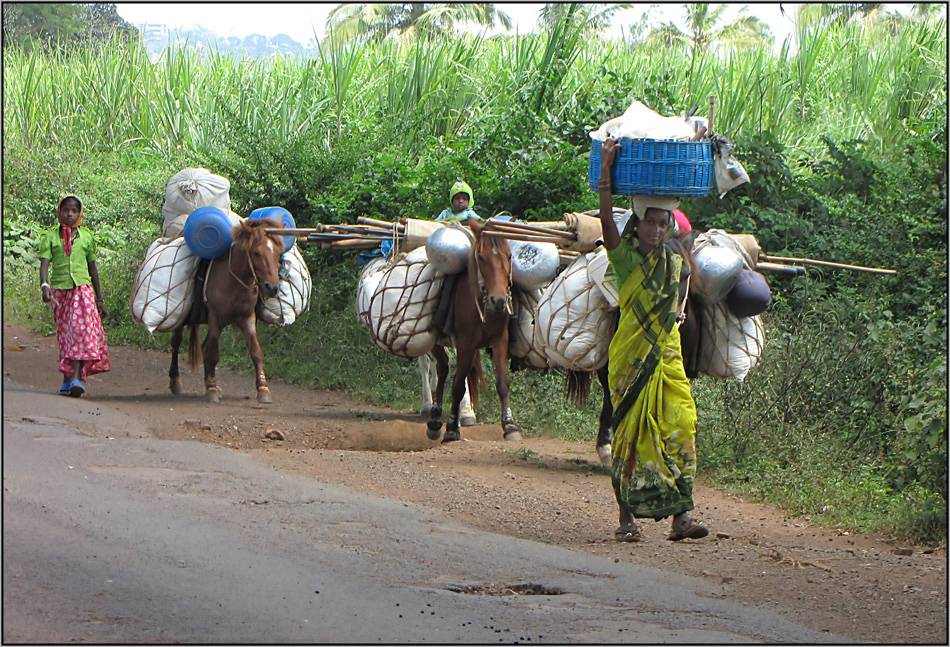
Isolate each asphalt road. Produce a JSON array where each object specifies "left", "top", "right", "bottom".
[{"left": 2, "top": 379, "right": 844, "bottom": 644}]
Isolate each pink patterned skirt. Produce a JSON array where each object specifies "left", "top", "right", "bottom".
[{"left": 49, "top": 284, "right": 111, "bottom": 379}]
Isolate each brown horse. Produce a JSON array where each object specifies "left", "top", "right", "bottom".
[
  {"left": 426, "top": 217, "right": 521, "bottom": 443},
  {"left": 169, "top": 218, "right": 285, "bottom": 403}
]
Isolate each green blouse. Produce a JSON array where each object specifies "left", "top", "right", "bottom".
[{"left": 37, "top": 226, "right": 98, "bottom": 289}]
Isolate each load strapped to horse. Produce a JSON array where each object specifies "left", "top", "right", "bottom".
[{"left": 129, "top": 168, "right": 312, "bottom": 403}]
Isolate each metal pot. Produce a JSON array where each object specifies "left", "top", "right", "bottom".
[
  {"left": 425, "top": 226, "right": 471, "bottom": 275},
  {"left": 510, "top": 240, "right": 560, "bottom": 290},
  {"left": 691, "top": 244, "right": 743, "bottom": 304}
]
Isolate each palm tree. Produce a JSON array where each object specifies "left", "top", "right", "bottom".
[
  {"left": 537, "top": 3, "right": 637, "bottom": 37},
  {"left": 645, "top": 4, "right": 773, "bottom": 58},
  {"left": 325, "top": 3, "right": 512, "bottom": 44}
]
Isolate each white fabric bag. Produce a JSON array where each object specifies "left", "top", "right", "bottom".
[
  {"left": 366, "top": 247, "right": 445, "bottom": 358},
  {"left": 162, "top": 168, "right": 232, "bottom": 238},
  {"left": 259, "top": 246, "right": 312, "bottom": 325},
  {"left": 130, "top": 237, "right": 200, "bottom": 333},
  {"left": 534, "top": 250, "right": 618, "bottom": 372}
]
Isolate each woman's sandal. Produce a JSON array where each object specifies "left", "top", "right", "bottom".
[
  {"left": 68, "top": 379, "right": 85, "bottom": 398},
  {"left": 614, "top": 523, "right": 642, "bottom": 542},
  {"left": 58, "top": 382, "right": 71, "bottom": 396},
  {"left": 668, "top": 515, "right": 709, "bottom": 541}
]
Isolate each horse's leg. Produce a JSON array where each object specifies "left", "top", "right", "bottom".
[
  {"left": 426, "top": 346, "right": 449, "bottom": 440},
  {"left": 169, "top": 326, "right": 184, "bottom": 394},
  {"left": 443, "top": 346, "right": 474, "bottom": 443},
  {"left": 459, "top": 373, "right": 476, "bottom": 426},
  {"left": 419, "top": 354, "right": 434, "bottom": 417},
  {"left": 238, "top": 316, "right": 272, "bottom": 404},
  {"left": 596, "top": 363, "right": 613, "bottom": 466},
  {"left": 202, "top": 320, "right": 223, "bottom": 403},
  {"left": 491, "top": 334, "right": 521, "bottom": 441}
]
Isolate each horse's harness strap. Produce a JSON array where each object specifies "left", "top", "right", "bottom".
[
  {"left": 454, "top": 223, "right": 513, "bottom": 323},
  {"left": 227, "top": 243, "right": 261, "bottom": 297}
]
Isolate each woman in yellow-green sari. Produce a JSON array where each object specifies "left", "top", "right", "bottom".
[{"left": 597, "top": 137, "right": 709, "bottom": 542}]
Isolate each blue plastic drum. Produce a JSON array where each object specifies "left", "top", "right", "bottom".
[
  {"left": 248, "top": 206, "right": 296, "bottom": 253},
  {"left": 183, "top": 206, "right": 234, "bottom": 259}
]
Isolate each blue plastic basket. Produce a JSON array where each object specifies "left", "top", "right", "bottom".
[{"left": 589, "top": 138, "right": 714, "bottom": 196}]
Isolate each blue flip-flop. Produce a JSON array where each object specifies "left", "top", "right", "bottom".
[
  {"left": 58, "top": 382, "right": 71, "bottom": 396},
  {"left": 68, "top": 379, "right": 85, "bottom": 397}
]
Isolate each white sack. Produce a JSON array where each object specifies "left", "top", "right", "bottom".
[
  {"left": 509, "top": 286, "right": 550, "bottom": 370},
  {"left": 162, "top": 168, "right": 232, "bottom": 238},
  {"left": 130, "top": 237, "right": 200, "bottom": 333},
  {"left": 259, "top": 246, "right": 312, "bottom": 326},
  {"left": 699, "top": 302, "right": 764, "bottom": 381},
  {"left": 356, "top": 256, "right": 388, "bottom": 328},
  {"left": 367, "top": 247, "right": 445, "bottom": 358},
  {"left": 534, "top": 250, "right": 618, "bottom": 372}
]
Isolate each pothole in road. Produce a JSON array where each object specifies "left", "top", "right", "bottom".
[{"left": 445, "top": 582, "right": 565, "bottom": 596}]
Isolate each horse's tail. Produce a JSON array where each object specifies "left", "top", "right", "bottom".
[
  {"left": 565, "top": 369, "right": 593, "bottom": 409},
  {"left": 187, "top": 324, "right": 202, "bottom": 371},
  {"left": 467, "top": 350, "right": 485, "bottom": 411}
]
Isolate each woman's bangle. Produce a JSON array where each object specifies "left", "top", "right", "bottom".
[{"left": 40, "top": 282, "right": 50, "bottom": 289}]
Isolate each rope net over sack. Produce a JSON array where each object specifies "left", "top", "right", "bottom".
[
  {"left": 259, "top": 246, "right": 312, "bottom": 326},
  {"left": 692, "top": 229, "right": 766, "bottom": 380},
  {"left": 130, "top": 237, "right": 200, "bottom": 334},
  {"left": 365, "top": 247, "right": 444, "bottom": 358},
  {"left": 534, "top": 249, "right": 618, "bottom": 373}
]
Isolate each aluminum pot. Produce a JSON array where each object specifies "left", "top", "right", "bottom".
[
  {"left": 425, "top": 226, "right": 471, "bottom": 275},
  {"left": 510, "top": 240, "right": 560, "bottom": 290},
  {"left": 691, "top": 244, "right": 743, "bottom": 304}
]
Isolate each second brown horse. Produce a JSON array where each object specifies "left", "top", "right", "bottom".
[{"left": 426, "top": 217, "right": 522, "bottom": 443}]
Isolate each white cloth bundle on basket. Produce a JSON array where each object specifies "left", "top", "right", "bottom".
[
  {"left": 161, "top": 168, "right": 232, "bottom": 238},
  {"left": 533, "top": 249, "right": 618, "bottom": 372},
  {"left": 364, "top": 247, "right": 444, "bottom": 358},
  {"left": 259, "top": 246, "right": 312, "bottom": 325},
  {"left": 509, "top": 286, "right": 550, "bottom": 370},
  {"left": 130, "top": 237, "right": 200, "bottom": 333}
]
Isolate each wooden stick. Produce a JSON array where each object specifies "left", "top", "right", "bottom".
[
  {"left": 756, "top": 262, "right": 806, "bottom": 276},
  {"left": 266, "top": 228, "right": 319, "bottom": 237},
  {"left": 484, "top": 219, "right": 577, "bottom": 239},
  {"left": 709, "top": 96, "right": 715, "bottom": 134},
  {"left": 322, "top": 239, "right": 383, "bottom": 250},
  {"left": 483, "top": 231, "right": 576, "bottom": 246},
  {"left": 357, "top": 216, "right": 397, "bottom": 229},
  {"left": 760, "top": 254, "right": 897, "bottom": 275}
]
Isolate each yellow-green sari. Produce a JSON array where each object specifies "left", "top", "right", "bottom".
[{"left": 607, "top": 240, "right": 698, "bottom": 520}]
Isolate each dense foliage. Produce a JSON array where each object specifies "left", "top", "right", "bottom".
[{"left": 3, "top": 6, "right": 946, "bottom": 544}]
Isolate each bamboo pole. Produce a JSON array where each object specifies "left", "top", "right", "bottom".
[
  {"left": 357, "top": 216, "right": 399, "bottom": 229},
  {"left": 482, "top": 231, "right": 573, "bottom": 244},
  {"left": 760, "top": 254, "right": 897, "bottom": 275},
  {"left": 756, "top": 262, "right": 806, "bottom": 276},
  {"left": 484, "top": 219, "right": 577, "bottom": 239}
]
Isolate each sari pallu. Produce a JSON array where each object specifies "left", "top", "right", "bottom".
[{"left": 608, "top": 244, "right": 697, "bottom": 520}]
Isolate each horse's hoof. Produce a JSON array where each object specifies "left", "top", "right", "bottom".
[
  {"left": 442, "top": 428, "right": 462, "bottom": 443},
  {"left": 459, "top": 414, "right": 476, "bottom": 427},
  {"left": 420, "top": 405, "right": 432, "bottom": 418},
  {"left": 503, "top": 422, "right": 522, "bottom": 441},
  {"left": 257, "top": 387, "right": 273, "bottom": 404},
  {"left": 205, "top": 386, "right": 222, "bottom": 403},
  {"left": 169, "top": 380, "right": 183, "bottom": 395},
  {"left": 598, "top": 444, "right": 612, "bottom": 466},
  {"left": 426, "top": 426, "right": 442, "bottom": 441}
]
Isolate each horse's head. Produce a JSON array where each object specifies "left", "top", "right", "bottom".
[
  {"left": 232, "top": 218, "right": 285, "bottom": 299},
  {"left": 469, "top": 217, "right": 512, "bottom": 315}
]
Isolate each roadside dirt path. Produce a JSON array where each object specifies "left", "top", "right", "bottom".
[{"left": 3, "top": 321, "right": 946, "bottom": 644}]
